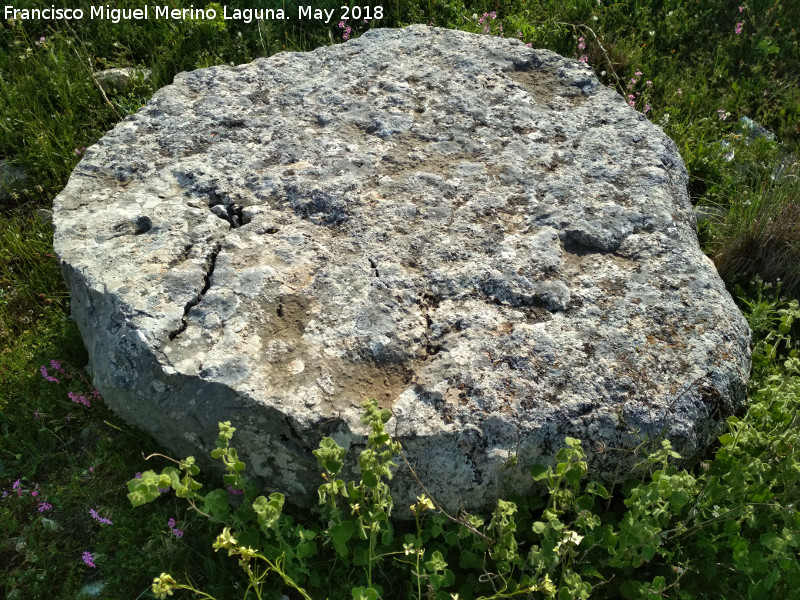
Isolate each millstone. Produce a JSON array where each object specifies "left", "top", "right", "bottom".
[{"left": 53, "top": 26, "right": 751, "bottom": 513}]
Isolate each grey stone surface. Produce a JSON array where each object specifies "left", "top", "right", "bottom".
[{"left": 53, "top": 26, "right": 751, "bottom": 514}]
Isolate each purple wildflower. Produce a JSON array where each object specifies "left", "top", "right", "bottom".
[
  {"left": 172, "top": 528, "right": 184, "bottom": 539},
  {"left": 50, "top": 359, "right": 64, "bottom": 372},
  {"left": 40, "top": 365, "right": 60, "bottom": 384},
  {"left": 735, "top": 22, "right": 743, "bottom": 34},
  {"left": 82, "top": 551, "right": 96, "bottom": 568},
  {"left": 226, "top": 485, "right": 244, "bottom": 496},
  {"left": 135, "top": 472, "right": 142, "bottom": 479},
  {"left": 38, "top": 502, "right": 52, "bottom": 512},
  {"left": 168, "top": 518, "right": 176, "bottom": 529},
  {"left": 34, "top": 410, "right": 40, "bottom": 419},
  {"left": 158, "top": 487, "right": 170, "bottom": 494},
  {"left": 89, "top": 508, "right": 113, "bottom": 525},
  {"left": 68, "top": 391, "right": 90, "bottom": 407}
]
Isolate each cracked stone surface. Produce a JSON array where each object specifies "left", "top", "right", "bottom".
[{"left": 53, "top": 26, "right": 751, "bottom": 514}]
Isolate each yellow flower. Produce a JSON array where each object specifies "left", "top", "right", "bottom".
[{"left": 152, "top": 573, "right": 177, "bottom": 599}]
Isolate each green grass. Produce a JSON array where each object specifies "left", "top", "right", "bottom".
[{"left": 1, "top": 1, "right": 799, "bottom": 598}]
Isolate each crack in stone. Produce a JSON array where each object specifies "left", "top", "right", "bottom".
[
  {"left": 419, "top": 292, "right": 442, "bottom": 358},
  {"left": 168, "top": 242, "right": 222, "bottom": 341}
]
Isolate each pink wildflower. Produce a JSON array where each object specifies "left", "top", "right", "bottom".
[
  {"left": 579, "top": 55, "right": 588, "bottom": 63},
  {"left": 739, "top": 6, "right": 744, "bottom": 12},
  {"left": 646, "top": 80, "right": 653, "bottom": 86},
  {"left": 677, "top": 88, "right": 682, "bottom": 94},
  {"left": 578, "top": 36, "right": 586, "bottom": 51},
  {"left": 635, "top": 70, "right": 643, "bottom": 76},
  {"left": 82, "top": 551, "right": 96, "bottom": 568},
  {"left": 735, "top": 22, "right": 743, "bottom": 34},
  {"left": 40, "top": 365, "right": 60, "bottom": 383},
  {"left": 643, "top": 104, "right": 651, "bottom": 113}
]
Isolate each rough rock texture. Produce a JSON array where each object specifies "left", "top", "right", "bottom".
[{"left": 53, "top": 26, "right": 751, "bottom": 513}]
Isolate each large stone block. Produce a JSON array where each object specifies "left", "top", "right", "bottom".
[{"left": 53, "top": 26, "right": 751, "bottom": 513}]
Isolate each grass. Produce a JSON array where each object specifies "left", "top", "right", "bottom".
[{"left": 1, "top": 1, "right": 799, "bottom": 598}]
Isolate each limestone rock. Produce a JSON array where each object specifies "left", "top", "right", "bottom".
[{"left": 53, "top": 26, "right": 751, "bottom": 513}]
